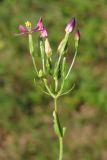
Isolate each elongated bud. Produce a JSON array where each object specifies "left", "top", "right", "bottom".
[
  {"left": 75, "top": 30, "right": 80, "bottom": 41},
  {"left": 75, "top": 30, "right": 80, "bottom": 48},
  {"left": 65, "top": 18, "right": 75, "bottom": 33},
  {"left": 45, "top": 38, "right": 52, "bottom": 57}
]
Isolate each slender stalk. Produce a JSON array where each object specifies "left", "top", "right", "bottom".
[
  {"left": 54, "top": 98, "right": 63, "bottom": 160},
  {"left": 43, "top": 79, "right": 55, "bottom": 98},
  {"left": 54, "top": 98, "right": 57, "bottom": 112},
  {"left": 65, "top": 48, "right": 77, "bottom": 79},
  {"left": 59, "top": 137, "right": 63, "bottom": 160},
  {"left": 32, "top": 56, "right": 38, "bottom": 75},
  {"left": 55, "top": 54, "right": 62, "bottom": 75},
  {"left": 55, "top": 78, "right": 58, "bottom": 92},
  {"left": 28, "top": 34, "right": 38, "bottom": 75}
]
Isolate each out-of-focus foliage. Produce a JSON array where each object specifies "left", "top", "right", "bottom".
[{"left": 0, "top": 0, "right": 107, "bottom": 160}]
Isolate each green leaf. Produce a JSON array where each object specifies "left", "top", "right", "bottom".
[{"left": 53, "top": 111, "right": 62, "bottom": 137}]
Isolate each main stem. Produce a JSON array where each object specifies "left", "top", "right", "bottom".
[
  {"left": 59, "top": 137, "right": 63, "bottom": 160},
  {"left": 54, "top": 98, "right": 63, "bottom": 160},
  {"left": 54, "top": 98, "right": 57, "bottom": 112}
]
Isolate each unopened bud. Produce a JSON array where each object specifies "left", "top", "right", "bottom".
[
  {"left": 65, "top": 18, "right": 75, "bottom": 33},
  {"left": 75, "top": 30, "right": 80, "bottom": 41},
  {"left": 75, "top": 30, "right": 80, "bottom": 48},
  {"left": 45, "top": 38, "right": 52, "bottom": 57}
]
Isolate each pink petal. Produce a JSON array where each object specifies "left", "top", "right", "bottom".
[
  {"left": 36, "top": 17, "right": 44, "bottom": 30},
  {"left": 19, "top": 25, "right": 27, "bottom": 33},
  {"left": 40, "top": 28, "right": 48, "bottom": 38}
]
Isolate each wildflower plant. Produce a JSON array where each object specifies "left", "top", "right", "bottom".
[{"left": 16, "top": 17, "right": 80, "bottom": 160}]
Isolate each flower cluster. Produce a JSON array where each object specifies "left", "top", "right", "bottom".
[
  {"left": 16, "top": 16, "right": 80, "bottom": 94},
  {"left": 16, "top": 17, "right": 80, "bottom": 39}
]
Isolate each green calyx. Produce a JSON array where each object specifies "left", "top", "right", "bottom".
[{"left": 58, "top": 32, "right": 69, "bottom": 55}]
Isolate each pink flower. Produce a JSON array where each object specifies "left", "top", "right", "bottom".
[
  {"left": 15, "top": 17, "right": 48, "bottom": 38},
  {"left": 15, "top": 21, "right": 39, "bottom": 36}
]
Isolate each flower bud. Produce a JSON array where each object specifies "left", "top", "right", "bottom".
[
  {"left": 75, "top": 30, "right": 80, "bottom": 48},
  {"left": 45, "top": 38, "right": 52, "bottom": 57},
  {"left": 65, "top": 18, "right": 75, "bottom": 33},
  {"left": 75, "top": 30, "right": 80, "bottom": 41}
]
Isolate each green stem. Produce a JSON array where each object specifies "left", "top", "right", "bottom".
[
  {"left": 55, "top": 78, "right": 58, "bottom": 92},
  {"left": 54, "top": 98, "right": 63, "bottom": 160},
  {"left": 32, "top": 56, "right": 38, "bottom": 75},
  {"left": 54, "top": 98, "right": 57, "bottom": 112},
  {"left": 43, "top": 79, "right": 55, "bottom": 98},
  {"left": 59, "top": 137, "right": 63, "bottom": 160},
  {"left": 65, "top": 48, "right": 78, "bottom": 80},
  {"left": 28, "top": 34, "right": 38, "bottom": 75}
]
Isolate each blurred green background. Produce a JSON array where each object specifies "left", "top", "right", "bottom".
[{"left": 0, "top": 0, "right": 107, "bottom": 159}]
